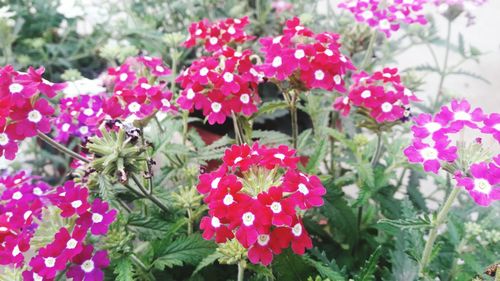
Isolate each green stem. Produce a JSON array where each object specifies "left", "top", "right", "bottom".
[
  {"left": 187, "top": 208, "right": 193, "bottom": 235},
  {"left": 434, "top": 20, "right": 452, "bottom": 110},
  {"left": 419, "top": 187, "right": 460, "bottom": 277},
  {"left": 154, "top": 115, "right": 165, "bottom": 133},
  {"left": 182, "top": 110, "right": 189, "bottom": 145},
  {"left": 232, "top": 111, "right": 244, "bottom": 144},
  {"left": 130, "top": 174, "right": 169, "bottom": 213},
  {"left": 37, "top": 131, "right": 90, "bottom": 163},
  {"left": 360, "top": 30, "right": 377, "bottom": 70},
  {"left": 370, "top": 132, "right": 383, "bottom": 166},
  {"left": 290, "top": 91, "right": 299, "bottom": 149},
  {"left": 237, "top": 261, "right": 245, "bottom": 281}
]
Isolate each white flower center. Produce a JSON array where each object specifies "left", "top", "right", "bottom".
[
  {"left": 44, "top": 257, "right": 56, "bottom": 268},
  {"left": 223, "top": 72, "right": 234, "bottom": 82},
  {"left": 211, "top": 177, "right": 221, "bottom": 189},
  {"left": 28, "top": 110, "right": 42, "bottom": 123},
  {"left": 454, "top": 111, "right": 471, "bottom": 121},
  {"left": 33, "top": 187, "right": 43, "bottom": 196},
  {"left": 270, "top": 202, "right": 282, "bottom": 213},
  {"left": 211, "top": 102, "right": 222, "bottom": 113},
  {"left": 62, "top": 123, "right": 71, "bottom": 132},
  {"left": 340, "top": 55, "right": 347, "bottom": 63},
  {"left": 141, "top": 83, "right": 151, "bottom": 90},
  {"left": 195, "top": 29, "right": 202, "bottom": 35},
  {"left": 9, "top": 83, "right": 23, "bottom": 93},
  {"left": 23, "top": 210, "right": 32, "bottom": 220},
  {"left": 362, "top": 10, "right": 373, "bottom": 19},
  {"left": 211, "top": 217, "right": 221, "bottom": 228},
  {"left": 12, "top": 245, "right": 20, "bottom": 257},
  {"left": 314, "top": 70, "right": 325, "bottom": 81},
  {"left": 294, "top": 49, "right": 305, "bottom": 59},
  {"left": 395, "top": 11, "right": 405, "bottom": 19},
  {"left": 343, "top": 97, "right": 349, "bottom": 105},
  {"left": 334, "top": 75, "right": 341, "bottom": 85},
  {"left": 381, "top": 102, "right": 393, "bottom": 113},
  {"left": 424, "top": 122, "right": 442, "bottom": 133},
  {"left": 12, "top": 191, "right": 22, "bottom": 200},
  {"left": 493, "top": 124, "right": 500, "bottom": 131},
  {"left": 92, "top": 213, "right": 104, "bottom": 223},
  {"left": 187, "top": 89, "right": 195, "bottom": 99},
  {"left": 379, "top": 19, "right": 391, "bottom": 30},
  {"left": 421, "top": 147, "right": 438, "bottom": 160},
  {"left": 361, "top": 90, "right": 371, "bottom": 99},
  {"left": 272, "top": 56, "right": 282, "bottom": 68},
  {"left": 199, "top": 67, "right": 209, "bottom": 76},
  {"left": 298, "top": 183, "right": 309, "bottom": 195},
  {"left": 223, "top": 194, "right": 234, "bottom": 206},
  {"left": 274, "top": 153, "right": 285, "bottom": 160},
  {"left": 71, "top": 200, "right": 82, "bottom": 208},
  {"left": 0, "top": 133, "right": 9, "bottom": 146},
  {"left": 474, "top": 179, "right": 491, "bottom": 194},
  {"left": 257, "top": 234, "right": 270, "bottom": 246},
  {"left": 33, "top": 273, "right": 43, "bottom": 281},
  {"left": 227, "top": 26, "right": 236, "bottom": 34},
  {"left": 234, "top": 157, "right": 243, "bottom": 164},
  {"left": 128, "top": 102, "right": 141, "bottom": 113},
  {"left": 242, "top": 212, "right": 255, "bottom": 226},
  {"left": 81, "top": 260, "right": 95, "bottom": 273},
  {"left": 292, "top": 223, "right": 302, "bottom": 236},
  {"left": 66, "top": 238, "right": 78, "bottom": 249},
  {"left": 161, "top": 99, "right": 171, "bottom": 107},
  {"left": 209, "top": 37, "right": 218, "bottom": 45},
  {"left": 272, "top": 36, "right": 282, "bottom": 44},
  {"left": 79, "top": 126, "right": 89, "bottom": 135},
  {"left": 324, "top": 49, "right": 333, "bottom": 56},
  {"left": 119, "top": 73, "right": 128, "bottom": 81},
  {"left": 156, "top": 66, "right": 165, "bottom": 72},
  {"left": 83, "top": 108, "right": 94, "bottom": 116},
  {"left": 240, "top": 94, "right": 250, "bottom": 104}
]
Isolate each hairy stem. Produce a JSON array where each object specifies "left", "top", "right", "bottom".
[
  {"left": 232, "top": 111, "right": 244, "bottom": 144},
  {"left": 370, "top": 132, "right": 383, "bottom": 166},
  {"left": 290, "top": 91, "right": 299, "bottom": 149},
  {"left": 187, "top": 208, "right": 193, "bottom": 235},
  {"left": 434, "top": 20, "right": 452, "bottom": 110},
  {"left": 237, "top": 261, "right": 245, "bottom": 281},
  {"left": 419, "top": 187, "right": 460, "bottom": 276},
  {"left": 360, "top": 30, "right": 377, "bottom": 70},
  {"left": 130, "top": 174, "right": 169, "bottom": 213},
  {"left": 37, "top": 131, "right": 90, "bottom": 163}
]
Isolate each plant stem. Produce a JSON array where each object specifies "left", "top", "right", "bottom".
[
  {"left": 360, "top": 30, "right": 377, "bottom": 70},
  {"left": 154, "top": 115, "right": 165, "bottom": 133},
  {"left": 232, "top": 111, "right": 244, "bottom": 144},
  {"left": 419, "top": 187, "right": 460, "bottom": 276},
  {"left": 434, "top": 19, "right": 452, "bottom": 110},
  {"left": 187, "top": 208, "right": 193, "bottom": 235},
  {"left": 182, "top": 110, "right": 189, "bottom": 145},
  {"left": 130, "top": 174, "right": 169, "bottom": 213},
  {"left": 237, "top": 261, "right": 245, "bottom": 281},
  {"left": 290, "top": 91, "right": 299, "bottom": 149},
  {"left": 37, "top": 131, "right": 90, "bottom": 163},
  {"left": 370, "top": 132, "right": 383, "bottom": 166}
]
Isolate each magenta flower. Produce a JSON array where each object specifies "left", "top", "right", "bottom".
[
  {"left": 436, "top": 99, "right": 485, "bottom": 131},
  {"left": 66, "top": 245, "right": 110, "bottom": 281},
  {"left": 481, "top": 113, "right": 500, "bottom": 142},
  {"left": 455, "top": 162, "right": 500, "bottom": 206},
  {"left": 200, "top": 215, "right": 234, "bottom": 243},
  {"left": 29, "top": 242, "right": 68, "bottom": 279},
  {"left": 76, "top": 199, "right": 117, "bottom": 235},
  {"left": 404, "top": 139, "right": 457, "bottom": 173},
  {"left": 52, "top": 181, "right": 90, "bottom": 218}
]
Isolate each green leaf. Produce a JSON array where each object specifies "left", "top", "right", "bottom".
[
  {"left": 192, "top": 252, "right": 222, "bottom": 276},
  {"left": 114, "top": 257, "right": 135, "bottom": 281},
  {"left": 254, "top": 100, "right": 289, "bottom": 118},
  {"left": 302, "top": 255, "right": 346, "bottom": 281},
  {"left": 127, "top": 213, "right": 172, "bottom": 240},
  {"left": 305, "top": 139, "right": 328, "bottom": 173},
  {"left": 407, "top": 170, "right": 428, "bottom": 212},
  {"left": 253, "top": 130, "right": 291, "bottom": 145},
  {"left": 356, "top": 162, "right": 374, "bottom": 189},
  {"left": 378, "top": 215, "right": 432, "bottom": 230},
  {"left": 297, "top": 129, "right": 313, "bottom": 151},
  {"left": 355, "top": 246, "right": 382, "bottom": 281},
  {"left": 272, "top": 249, "right": 313, "bottom": 281},
  {"left": 152, "top": 234, "right": 216, "bottom": 270},
  {"left": 457, "top": 33, "right": 465, "bottom": 57}
]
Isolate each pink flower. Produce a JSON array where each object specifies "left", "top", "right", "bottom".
[
  {"left": 455, "top": 162, "right": 500, "bottom": 206},
  {"left": 66, "top": 245, "right": 110, "bottom": 281},
  {"left": 257, "top": 186, "right": 295, "bottom": 226},
  {"left": 481, "top": 113, "right": 500, "bottom": 141},
  {"left": 436, "top": 99, "right": 485, "bottom": 131},
  {"left": 76, "top": 199, "right": 117, "bottom": 235},
  {"left": 52, "top": 181, "right": 90, "bottom": 218},
  {"left": 404, "top": 139, "right": 457, "bottom": 173},
  {"left": 29, "top": 242, "right": 68, "bottom": 279},
  {"left": 231, "top": 198, "right": 271, "bottom": 248},
  {"left": 282, "top": 172, "right": 326, "bottom": 209},
  {"left": 54, "top": 227, "right": 86, "bottom": 260},
  {"left": 288, "top": 218, "right": 313, "bottom": 255},
  {"left": 9, "top": 98, "right": 54, "bottom": 138},
  {"left": 247, "top": 232, "right": 283, "bottom": 266},
  {"left": 200, "top": 216, "right": 234, "bottom": 243}
]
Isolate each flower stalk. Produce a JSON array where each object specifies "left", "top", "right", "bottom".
[
  {"left": 237, "top": 260, "right": 245, "bottom": 281},
  {"left": 419, "top": 187, "right": 460, "bottom": 276},
  {"left": 37, "top": 131, "right": 90, "bottom": 163}
]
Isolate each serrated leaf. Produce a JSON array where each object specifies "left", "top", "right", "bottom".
[
  {"left": 152, "top": 234, "right": 216, "bottom": 270},
  {"left": 302, "top": 255, "right": 346, "bottom": 281},
  {"left": 127, "top": 213, "right": 172, "bottom": 240},
  {"left": 378, "top": 215, "right": 432, "bottom": 230},
  {"left": 305, "top": 139, "right": 328, "bottom": 173},
  {"left": 297, "top": 129, "right": 313, "bottom": 151},
  {"left": 356, "top": 162, "right": 374, "bottom": 189},
  {"left": 253, "top": 130, "right": 290, "bottom": 145},
  {"left": 192, "top": 251, "right": 223, "bottom": 276},
  {"left": 114, "top": 257, "right": 135, "bottom": 281},
  {"left": 407, "top": 170, "right": 428, "bottom": 212},
  {"left": 272, "top": 249, "right": 313, "bottom": 281},
  {"left": 254, "top": 100, "right": 289, "bottom": 118},
  {"left": 447, "top": 69, "right": 490, "bottom": 84},
  {"left": 355, "top": 246, "right": 382, "bottom": 281}
]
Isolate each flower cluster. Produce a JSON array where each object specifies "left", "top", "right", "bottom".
[
  {"left": 333, "top": 68, "right": 419, "bottom": 123},
  {"left": 54, "top": 94, "right": 106, "bottom": 142},
  {"left": 0, "top": 171, "right": 116, "bottom": 280},
  {"left": 197, "top": 143, "right": 326, "bottom": 265},
  {"left": 433, "top": 0, "right": 487, "bottom": 25},
  {"left": 339, "top": 0, "right": 428, "bottom": 37},
  {"left": 183, "top": 17, "right": 254, "bottom": 52},
  {"left": 0, "top": 171, "right": 48, "bottom": 266},
  {"left": 404, "top": 99, "right": 499, "bottom": 206},
  {"left": 176, "top": 47, "right": 262, "bottom": 124},
  {"left": 259, "top": 17, "right": 355, "bottom": 92},
  {"left": 0, "top": 65, "right": 65, "bottom": 160},
  {"left": 104, "top": 56, "right": 176, "bottom": 123}
]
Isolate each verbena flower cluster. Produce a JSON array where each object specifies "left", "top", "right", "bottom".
[
  {"left": 339, "top": 0, "right": 428, "bottom": 37},
  {"left": 197, "top": 143, "right": 326, "bottom": 265},
  {"left": 259, "top": 17, "right": 355, "bottom": 92},
  {"left": 0, "top": 171, "right": 116, "bottom": 280},
  {"left": 334, "top": 68, "right": 419, "bottom": 123},
  {"left": 105, "top": 56, "right": 176, "bottom": 123},
  {"left": 0, "top": 66, "right": 65, "bottom": 160},
  {"left": 404, "top": 99, "right": 499, "bottom": 206}
]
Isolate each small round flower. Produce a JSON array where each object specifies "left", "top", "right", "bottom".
[
  {"left": 76, "top": 199, "right": 117, "bottom": 235},
  {"left": 455, "top": 162, "right": 500, "bottom": 206},
  {"left": 404, "top": 139, "right": 457, "bottom": 173},
  {"left": 66, "top": 245, "right": 110, "bottom": 281}
]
